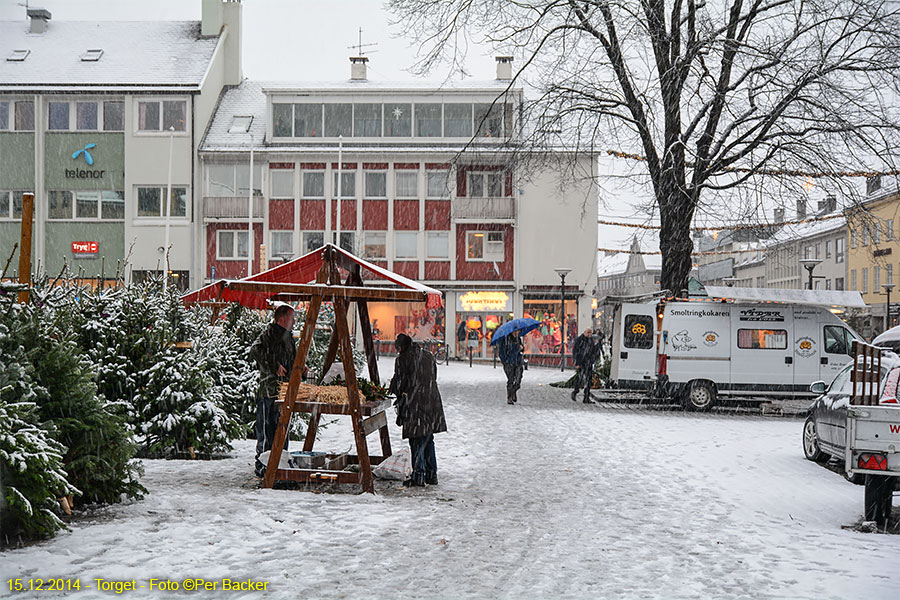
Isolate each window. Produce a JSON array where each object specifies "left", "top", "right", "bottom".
[
  {"left": 385, "top": 103, "right": 411, "bottom": 137},
  {"left": 0, "top": 101, "right": 7, "bottom": 130},
  {"left": 354, "top": 103, "right": 382, "bottom": 137},
  {"left": 737, "top": 329, "right": 787, "bottom": 350},
  {"left": 474, "top": 103, "right": 503, "bottom": 137},
  {"left": 137, "top": 100, "right": 186, "bottom": 132},
  {"left": 836, "top": 238, "right": 845, "bottom": 263},
  {"left": 302, "top": 171, "right": 325, "bottom": 198},
  {"left": 395, "top": 172, "right": 418, "bottom": 198},
  {"left": 48, "top": 191, "right": 73, "bottom": 219},
  {"left": 804, "top": 245, "right": 812, "bottom": 260},
  {"left": 15, "top": 101, "right": 34, "bottom": 130},
  {"left": 228, "top": 116, "right": 252, "bottom": 134},
  {"left": 217, "top": 230, "right": 249, "bottom": 259},
  {"left": 76, "top": 191, "right": 99, "bottom": 218},
  {"left": 814, "top": 243, "right": 821, "bottom": 259},
  {"left": 364, "top": 172, "right": 386, "bottom": 198},
  {"left": 874, "top": 266, "right": 881, "bottom": 291},
  {"left": 825, "top": 279, "right": 831, "bottom": 290},
  {"left": 163, "top": 100, "right": 186, "bottom": 131},
  {"left": 467, "top": 172, "right": 504, "bottom": 197},
  {"left": 836, "top": 277, "right": 844, "bottom": 291},
  {"left": 426, "top": 171, "right": 450, "bottom": 199},
  {"left": 136, "top": 186, "right": 188, "bottom": 218},
  {"left": 270, "top": 170, "right": 294, "bottom": 198},
  {"left": 825, "top": 240, "right": 833, "bottom": 259},
  {"left": 49, "top": 101, "right": 69, "bottom": 130},
  {"left": 101, "top": 191, "right": 125, "bottom": 219},
  {"left": 76, "top": 102, "right": 98, "bottom": 130},
  {"left": 332, "top": 171, "right": 355, "bottom": 198},
  {"left": 80, "top": 49, "right": 103, "bottom": 62},
  {"left": 294, "top": 104, "right": 322, "bottom": 137},
  {"left": 862, "top": 268, "right": 869, "bottom": 293},
  {"left": 851, "top": 230, "right": 857, "bottom": 249},
  {"left": 7, "top": 49, "right": 29, "bottom": 62},
  {"left": 331, "top": 231, "right": 355, "bottom": 253},
  {"left": 0, "top": 191, "right": 8, "bottom": 218},
  {"left": 874, "top": 222, "right": 882, "bottom": 244},
  {"left": 324, "top": 103, "right": 352, "bottom": 137},
  {"left": 103, "top": 101, "right": 124, "bottom": 131},
  {"left": 444, "top": 104, "right": 472, "bottom": 137},
  {"left": 851, "top": 269, "right": 857, "bottom": 291},
  {"left": 466, "top": 230, "right": 504, "bottom": 260},
  {"left": 623, "top": 315, "right": 654, "bottom": 349},
  {"left": 395, "top": 231, "right": 418, "bottom": 259},
  {"left": 47, "top": 190, "right": 124, "bottom": 220},
  {"left": 138, "top": 101, "right": 160, "bottom": 131},
  {"left": 207, "top": 164, "right": 262, "bottom": 197},
  {"left": 270, "top": 231, "right": 293, "bottom": 258},
  {"left": 273, "top": 103, "right": 292, "bottom": 137},
  {"left": 889, "top": 264, "right": 894, "bottom": 286},
  {"left": 302, "top": 231, "right": 324, "bottom": 253},
  {"left": 867, "top": 175, "right": 883, "bottom": 195},
  {"left": 889, "top": 219, "right": 895, "bottom": 241},
  {"left": 426, "top": 232, "right": 449, "bottom": 259},
  {"left": 824, "top": 326, "right": 853, "bottom": 355},
  {"left": 363, "top": 232, "right": 386, "bottom": 259},
  {"left": 415, "top": 103, "right": 442, "bottom": 137},
  {"left": 0, "top": 191, "right": 27, "bottom": 219},
  {"left": 862, "top": 226, "right": 869, "bottom": 246}
]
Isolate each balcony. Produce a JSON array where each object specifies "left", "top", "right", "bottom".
[
  {"left": 203, "top": 196, "right": 264, "bottom": 220},
  {"left": 452, "top": 196, "right": 516, "bottom": 221}
]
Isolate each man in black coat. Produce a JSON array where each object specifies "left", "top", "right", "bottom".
[
  {"left": 249, "top": 304, "right": 296, "bottom": 476},
  {"left": 571, "top": 327, "right": 600, "bottom": 403},
  {"left": 389, "top": 333, "right": 448, "bottom": 487},
  {"left": 498, "top": 330, "right": 525, "bottom": 405}
]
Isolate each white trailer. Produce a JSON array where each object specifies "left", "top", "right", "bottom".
[{"left": 609, "top": 287, "right": 865, "bottom": 409}]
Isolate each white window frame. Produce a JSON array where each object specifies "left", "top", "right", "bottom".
[
  {"left": 426, "top": 171, "right": 451, "bottom": 199},
  {"left": 0, "top": 190, "right": 26, "bottom": 220},
  {"left": 466, "top": 230, "right": 504, "bottom": 261},
  {"left": 135, "top": 185, "right": 189, "bottom": 219},
  {"left": 46, "top": 189, "right": 126, "bottom": 222},
  {"left": 302, "top": 231, "right": 325, "bottom": 253},
  {"left": 301, "top": 171, "right": 325, "bottom": 199},
  {"left": 270, "top": 230, "right": 294, "bottom": 258},
  {"left": 217, "top": 230, "right": 250, "bottom": 260},
  {"left": 363, "top": 231, "right": 387, "bottom": 259},
  {"left": 364, "top": 171, "right": 387, "bottom": 199},
  {"left": 270, "top": 169, "right": 295, "bottom": 199},
  {"left": 467, "top": 171, "right": 505, "bottom": 198},
  {"left": 394, "top": 171, "right": 419, "bottom": 199},
  {"left": 134, "top": 98, "right": 189, "bottom": 134},
  {"left": 426, "top": 231, "right": 449, "bottom": 259},
  {"left": 394, "top": 231, "right": 418, "bottom": 259}
]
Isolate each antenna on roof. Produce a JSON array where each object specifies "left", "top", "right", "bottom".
[{"left": 348, "top": 27, "right": 379, "bottom": 56}]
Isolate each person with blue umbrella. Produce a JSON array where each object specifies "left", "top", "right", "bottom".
[{"left": 492, "top": 318, "right": 541, "bottom": 404}]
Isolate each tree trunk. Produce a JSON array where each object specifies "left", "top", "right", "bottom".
[{"left": 658, "top": 187, "right": 695, "bottom": 297}]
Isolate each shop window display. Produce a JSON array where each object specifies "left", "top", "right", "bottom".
[
  {"left": 522, "top": 300, "right": 577, "bottom": 355},
  {"left": 367, "top": 302, "right": 445, "bottom": 354}
]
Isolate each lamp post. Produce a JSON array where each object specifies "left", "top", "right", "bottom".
[
  {"left": 162, "top": 126, "right": 174, "bottom": 293},
  {"left": 883, "top": 283, "right": 895, "bottom": 331},
  {"left": 555, "top": 267, "right": 572, "bottom": 372},
  {"left": 799, "top": 258, "right": 822, "bottom": 290}
]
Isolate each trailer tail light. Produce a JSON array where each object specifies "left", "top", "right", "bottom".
[
  {"left": 858, "top": 453, "right": 888, "bottom": 471},
  {"left": 657, "top": 354, "right": 668, "bottom": 376}
]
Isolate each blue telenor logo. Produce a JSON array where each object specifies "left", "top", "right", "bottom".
[{"left": 72, "top": 143, "right": 96, "bottom": 166}]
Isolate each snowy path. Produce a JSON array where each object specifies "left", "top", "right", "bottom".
[{"left": 2, "top": 359, "right": 898, "bottom": 599}]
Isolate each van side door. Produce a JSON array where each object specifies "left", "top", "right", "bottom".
[
  {"left": 792, "top": 308, "right": 820, "bottom": 392},
  {"left": 615, "top": 304, "right": 657, "bottom": 389},
  {"left": 731, "top": 306, "right": 794, "bottom": 393},
  {"left": 821, "top": 324, "right": 854, "bottom": 381}
]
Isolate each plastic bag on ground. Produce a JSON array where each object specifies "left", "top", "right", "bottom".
[{"left": 372, "top": 446, "right": 412, "bottom": 480}]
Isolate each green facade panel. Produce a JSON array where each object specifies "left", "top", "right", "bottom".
[
  {"left": 0, "top": 221, "right": 35, "bottom": 278},
  {"left": 44, "top": 133, "right": 124, "bottom": 190},
  {"left": 0, "top": 133, "right": 36, "bottom": 189},
  {"left": 44, "top": 222, "right": 124, "bottom": 279}
]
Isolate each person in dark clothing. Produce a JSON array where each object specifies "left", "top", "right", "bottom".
[
  {"left": 389, "top": 333, "right": 448, "bottom": 487},
  {"left": 249, "top": 304, "right": 296, "bottom": 476},
  {"left": 456, "top": 321, "right": 467, "bottom": 358},
  {"left": 572, "top": 328, "right": 600, "bottom": 403},
  {"left": 498, "top": 330, "right": 525, "bottom": 404}
]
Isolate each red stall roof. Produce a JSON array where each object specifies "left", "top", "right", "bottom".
[{"left": 182, "top": 244, "right": 443, "bottom": 310}]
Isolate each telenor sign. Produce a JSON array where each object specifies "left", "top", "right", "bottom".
[{"left": 72, "top": 241, "right": 99, "bottom": 254}]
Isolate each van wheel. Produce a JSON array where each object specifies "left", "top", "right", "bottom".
[
  {"left": 684, "top": 380, "right": 715, "bottom": 411},
  {"left": 802, "top": 417, "right": 828, "bottom": 463},
  {"left": 864, "top": 474, "right": 894, "bottom": 528}
]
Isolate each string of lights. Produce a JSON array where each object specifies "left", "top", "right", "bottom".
[
  {"left": 599, "top": 247, "right": 766, "bottom": 256},
  {"left": 598, "top": 212, "right": 844, "bottom": 232}
]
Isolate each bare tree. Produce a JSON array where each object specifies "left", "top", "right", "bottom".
[{"left": 389, "top": 0, "right": 900, "bottom": 294}]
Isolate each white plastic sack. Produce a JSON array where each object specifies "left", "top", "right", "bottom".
[{"left": 372, "top": 446, "right": 412, "bottom": 480}]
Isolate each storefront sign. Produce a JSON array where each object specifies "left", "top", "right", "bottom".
[
  {"left": 457, "top": 291, "right": 510, "bottom": 312},
  {"left": 71, "top": 241, "right": 99, "bottom": 258}
]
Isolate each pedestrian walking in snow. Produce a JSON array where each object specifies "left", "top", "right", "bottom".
[
  {"left": 498, "top": 330, "right": 525, "bottom": 404},
  {"left": 249, "top": 304, "right": 296, "bottom": 476},
  {"left": 389, "top": 333, "right": 447, "bottom": 487},
  {"left": 572, "top": 328, "right": 600, "bottom": 403}
]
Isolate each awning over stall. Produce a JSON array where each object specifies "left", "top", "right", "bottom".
[
  {"left": 703, "top": 286, "right": 866, "bottom": 309},
  {"left": 182, "top": 244, "right": 443, "bottom": 310}
]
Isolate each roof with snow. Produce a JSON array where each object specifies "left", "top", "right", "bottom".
[
  {"left": 0, "top": 20, "right": 220, "bottom": 91},
  {"left": 703, "top": 286, "right": 865, "bottom": 308},
  {"left": 765, "top": 214, "right": 846, "bottom": 248}
]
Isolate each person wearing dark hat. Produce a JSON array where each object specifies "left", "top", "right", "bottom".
[
  {"left": 389, "top": 333, "right": 448, "bottom": 487},
  {"left": 498, "top": 330, "right": 525, "bottom": 404}
]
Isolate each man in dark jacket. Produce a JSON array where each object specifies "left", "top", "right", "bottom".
[
  {"left": 249, "top": 304, "right": 296, "bottom": 476},
  {"left": 571, "top": 328, "right": 600, "bottom": 403},
  {"left": 498, "top": 330, "right": 525, "bottom": 405},
  {"left": 389, "top": 333, "right": 447, "bottom": 487}
]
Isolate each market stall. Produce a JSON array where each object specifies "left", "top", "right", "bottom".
[{"left": 182, "top": 244, "right": 443, "bottom": 493}]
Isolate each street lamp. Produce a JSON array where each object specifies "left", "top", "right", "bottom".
[
  {"left": 554, "top": 267, "right": 572, "bottom": 372},
  {"left": 883, "top": 283, "right": 895, "bottom": 331},
  {"left": 722, "top": 276, "right": 738, "bottom": 287},
  {"left": 798, "top": 258, "right": 822, "bottom": 290}
]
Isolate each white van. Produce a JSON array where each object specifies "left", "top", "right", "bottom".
[{"left": 610, "top": 291, "right": 863, "bottom": 409}]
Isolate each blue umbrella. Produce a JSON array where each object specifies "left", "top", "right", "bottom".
[{"left": 490, "top": 318, "right": 541, "bottom": 346}]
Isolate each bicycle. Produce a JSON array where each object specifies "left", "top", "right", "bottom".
[{"left": 423, "top": 339, "right": 449, "bottom": 363}]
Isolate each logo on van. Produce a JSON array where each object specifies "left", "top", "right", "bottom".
[
  {"left": 671, "top": 330, "right": 696, "bottom": 352},
  {"left": 739, "top": 308, "right": 784, "bottom": 322},
  {"left": 631, "top": 322, "right": 647, "bottom": 336},
  {"left": 795, "top": 337, "right": 816, "bottom": 357},
  {"left": 703, "top": 331, "right": 719, "bottom": 346}
]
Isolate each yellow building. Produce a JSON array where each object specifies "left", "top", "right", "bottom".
[{"left": 846, "top": 187, "right": 900, "bottom": 335}]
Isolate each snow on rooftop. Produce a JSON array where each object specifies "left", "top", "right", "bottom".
[
  {"left": 0, "top": 21, "right": 220, "bottom": 89},
  {"left": 765, "top": 213, "right": 846, "bottom": 248}
]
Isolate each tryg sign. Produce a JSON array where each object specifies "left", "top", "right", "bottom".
[{"left": 66, "top": 142, "right": 105, "bottom": 179}]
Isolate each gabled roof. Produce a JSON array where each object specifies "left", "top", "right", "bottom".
[{"left": 0, "top": 21, "right": 220, "bottom": 91}]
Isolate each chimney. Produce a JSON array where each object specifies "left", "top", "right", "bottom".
[
  {"left": 774, "top": 207, "right": 785, "bottom": 223},
  {"left": 825, "top": 194, "right": 837, "bottom": 213},
  {"left": 350, "top": 56, "right": 368, "bottom": 81},
  {"left": 496, "top": 56, "right": 513, "bottom": 81},
  {"left": 818, "top": 199, "right": 827, "bottom": 213},
  {"left": 27, "top": 8, "right": 51, "bottom": 34},
  {"left": 796, "top": 198, "right": 807, "bottom": 219},
  {"left": 202, "top": 0, "right": 223, "bottom": 36}
]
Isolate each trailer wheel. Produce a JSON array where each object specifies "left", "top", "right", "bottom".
[
  {"left": 802, "top": 416, "right": 828, "bottom": 463},
  {"left": 684, "top": 380, "right": 715, "bottom": 411},
  {"left": 863, "top": 474, "right": 894, "bottom": 528}
]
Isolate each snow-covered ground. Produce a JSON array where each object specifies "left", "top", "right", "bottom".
[{"left": 2, "top": 358, "right": 898, "bottom": 599}]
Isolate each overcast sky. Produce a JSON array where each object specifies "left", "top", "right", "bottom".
[{"left": 0, "top": 0, "right": 500, "bottom": 81}]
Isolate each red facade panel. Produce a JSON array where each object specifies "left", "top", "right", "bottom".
[
  {"left": 394, "top": 162, "right": 419, "bottom": 170},
  {"left": 300, "top": 199, "right": 326, "bottom": 229},
  {"left": 362, "top": 200, "right": 388, "bottom": 230},
  {"left": 330, "top": 162, "right": 358, "bottom": 170},
  {"left": 424, "top": 200, "right": 450, "bottom": 230},
  {"left": 393, "top": 200, "right": 419, "bottom": 230},
  {"left": 330, "top": 200, "right": 356, "bottom": 230},
  {"left": 392, "top": 261, "right": 419, "bottom": 279},
  {"left": 361, "top": 261, "right": 388, "bottom": 280},
  {"left": 206, "top": 222, "right": 264, "bottom": 278},
  {"left": 269, "top": 200, "right": 294, "bottom": 230},
  {"left": 424, "top": 261, "right": 450, "bottom": 280},
  {"left": 455, "top": 224, "right": 514, "bottom": 280},
  {"left": 363, "top": 162, "right": 389, "bottom": 170}
]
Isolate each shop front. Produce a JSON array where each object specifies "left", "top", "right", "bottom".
[
  {"left": 453, "top": 290, "right": 513, "bottom": 358},
  {"left": 521, "top": 287, "right": 580, "bottom": 367},
  {"left": 366, "top": 300, "right": 446, "bottom": 355}
]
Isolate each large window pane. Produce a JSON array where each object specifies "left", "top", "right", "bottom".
[
  {"left": 363, "top": 232, "right": 386, "bottom": 259},
  {"left": 103, "top": 101, "right": 124, "bottom": 131},
  {"left": 138, "top": 101, "right": 160, "bottom": 131},
  {"left": 218, "top": 231, "right": 234, "bottom": 258},
  {"left": 504, "top": 103, "right": 514, "bottom": 136},
  {"left": 138, "top": 187, "right": 162, "bottom": 217},
  {"left": 487, "top": 172, "right": 503, "bottom": 197},
  {"left": 163, "top": 100, "right": 186, "bottom": 131},
  {"left": 15, "top": 101, "right": 34, "bottom": 130},
  {"left": 426, "top": 171, "right": 450, "bottom": 198},
  {"left": 48, "top": 191, "right": 73, "bottom": 219},
  {"left": 324, "top": 103, "right": 352, "bottom": 137},
  {"left": 0, "top": 102, "right": 8, "bottom": 130},
  {"left": 0, "top": 191, "right": 8, "bottom": 216},
  {"left": 331, "top": 231, "right": 355, "bottom": 253},
  {"left": 208, "top": 164, "right": 235, "bottom": 196},
  {"left": 426, "top": 232, "right": 449, "bottom": 259},
  {"left": 467, "top": 231, "right": 484, "bottom": 259},
  {"left": 385, "top": 103, "right": 411, "bottom": 137},
  {"left": 235, "top": 163, "right": 263, "bottom": 196},
  {"left": 75, "top": 191, "right": 98, "bottom": 219},
  {"left": 302, "top": 172, "right": 325, "bottom": 197},
  {"left": 76, "top": 102, "right": 98, "bottom": 130},
  {"left": 303, "top": 231, "right": 324, "bottom": 252},
  {"left": 468, "top": 173, "right": 484, "bottom": 197},
  {"left": 395, "top": 171, "right": 418, "bottom": 198},
  {"left": 474, "top": 103, "right": 502, "bottom": 137},
  {"left": 354, "top": 103, "right": 381, "bottom": 137},
  {"left": 365, "top": 172, "right": 386, "bottom": 198},
  {"left": 48, "top": 102, "right": 69, "bottom": 130},
  {"left": 270, "top": 170, "right": 294, "bottom": 197},
  {"left": 101, "top": 191, "right": 125, "bottom": 219},
  {"left": 235, "top": 231, "right": 250, "bottom": 258},
  {"left": 415, "top": 103, "right": 442, "bottom": 137},
  {"left": 12, "top": 192, "right": 24, "bottom": 218},
  {"left": 271, "top": 231, "right": 293, "bottom": 256},
  {"left": 395, "top": 231, "right": 417, "bottom": 258},
  {"left": 332, "top": 171, "right": 355, "bottom": 198},
  {"left": 170, "top": 187, "right": 188, "bottom": 217},
  {"left": 294, "top": 104, "right": 322, "bottom": 137},
  {"left": 273, "top": 103, "right": 293, "bottom": 137},
  {"left": 444, "top": 103, "right": 472, "bottom": 137}
]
